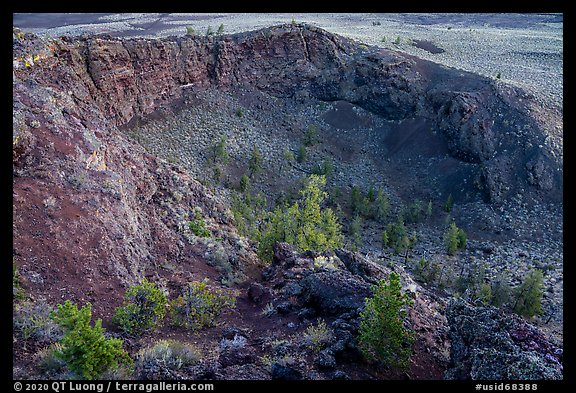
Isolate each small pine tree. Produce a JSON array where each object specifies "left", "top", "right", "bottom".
[
  {"left": 257, "top": 175, "right": 343, "bottom": 262},
  {"left": 490, "top": 273, "right": 511, "bottom": 308},
  {"left": 349, "top": 215, "right": 363, "bottom": 251},
  {"left": 239, "top": 174, "right": 250, "bottom": 193},
  {"left": 312, "top": 156, "right": 334, "bottom": 178},
  {"left": 475, "top": 282, "right": 493, "bottom": 305},
  {"left": 350, "top": 186, "right": 363, "bottom": 215},
  {"left": 206, "top": 26, "right": 214, "bottom": 36},
  {"left": 358, "top": 272, "right": 415, "bottom": 369},
  {"left": 444, "top": 222, "right": 466, "bottom": 255},
  {"left": 51, "top": 301, "right": 133, "bottom": 379},
  {"left": 212, "top": 136, "right": 229, "bottom": 165},
  {"left": 283, "top": 148, "right": 295, "bottom": 163},
  {"left": 296, "top": 145, "right": 307, "bottom": 163},
  {"left": 403, "top": 199, "right": 425, "bottom": 224},
  {"left": 185, "top": 26, "right": 195, "bottom": 36},
  {"left": 374, "top": 188, "right": 390, "bottom": 223},
  {"left": 382, "top": 218, "right": 415, "bottom": 255},
  {"left": 303, "top": 125, "right": 319, "bottom": 147},
  {"left": 367, "top": 184, "right": 375, "bottom": 202},
  {"left": 513, "top": 269, "right": 544, "bottom": 318},
  {"left": 248, "top": 144, "right": 263, "bottom": 177},
  {"left": 426, "top": 200, "right": 433, "bottom": 218},
  {"left": 444, "top": 193, "right": 453, "bottom": 213},
  {"left": 217, "top": 23, "right": 224, "bottom": 35}
]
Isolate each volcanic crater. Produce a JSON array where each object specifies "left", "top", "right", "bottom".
[{"left": 12, "top": 22, "right": 563, "bottom": 380}]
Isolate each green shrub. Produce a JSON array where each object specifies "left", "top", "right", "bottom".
[
  {"left": 283, "top": 148, "right": 295, "bottom": 163},
  {"left": 211, "top": 136, "right": 229, "bottom": 165},
  {"left": 474, "top": 282, "right": 494, "bottom": 305},
  {"left": 358, "top": 272, "right": 415, "bottom": 369},
  {"left": 311, "top": 156, "right": 334, "bottom": 178},
  {"left": 230, "top": 192, "right": 267, "bottom": 241},
  {"left": 189, "top": 212, "right": 211, "bottom": 238},
  {"left": 349, "top": 185, "right": 363, "bottom": 215},
  {"left": 185, "top": 26, "right": 195, "bottom": 36},
  {"left": 169, "top": 280, "right": 236, "bottom": 331},
  {"left": 112, "top": 278, "right": 167, "bottom": 336},
  {"left": 50, "top": 300, "right": 133, "bottom": 380},
  {"left": 402, "top": 199, "right": 427, "bottom": 224}
]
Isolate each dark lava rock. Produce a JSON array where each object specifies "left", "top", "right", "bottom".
[
  {"left": 332, "top": 370, "right": 351, "bottom": 380},
  {"left": 445, "top": 298, "right": 562, "bottom": 380},
  {"left": 271, "top": 363, "right": 302, "bottom": 380},
  {"left": 299, "top": 270, "right": 371, "bottom": 315},
  {"left": 247, "top": 282, "right": 271, "bottom": 305},
  {"left": 315, "top": 348, "right": 337, "bottom": 369},
  {"left": 218, "top": 334, "right": 257, "bottom": 368}
]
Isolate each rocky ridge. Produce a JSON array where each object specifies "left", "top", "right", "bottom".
[{"left": 12, "top": 24, "right": 562, "bottom": 380}]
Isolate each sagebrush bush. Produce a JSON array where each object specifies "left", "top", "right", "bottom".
[
  {"left": 35, "top": 342, "right": 67, "bottom": 375},
  {"left": 137, "top": 339, "right": 201, "bottom": 372},
  {"left": 303, "top": 319, "right": 334, "bottom": 352},
  {"left": 169, "top": 280, "right": 236, "bottom": 331},
  {"left": 112, "top": 278, "right": 167, "bottom": 336},
  {"left": 358, "top": 272, "right": 415, "bottom": 370},
  {"left": 51, "top": 300, "right": 133, "bottom": 380},
  {"left": 13, "top": 299, "right": 62, "bottom": 345}
]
